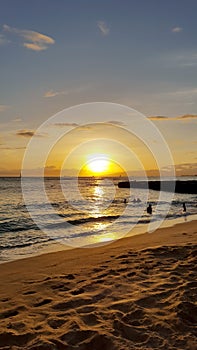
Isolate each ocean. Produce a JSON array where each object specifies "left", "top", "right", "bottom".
[{"left": 0, "top": 176, "right": 196, "bottom": 263}]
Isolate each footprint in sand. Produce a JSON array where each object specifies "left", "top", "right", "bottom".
[
  {"left": 7, "top": 321, "right": 26, "bottom": 331},
  {"left": 0, "top": 305, "right": 26, "bottom": 319},
  {"left": 23, "top": 290, "right": 36, "bottom": 295},
  {"left": 0, "top": 332, "right": 35, "bottom": 347},
  {"left": 65, "top": 274, "right": 76, "bottom": 280},
  {"left": 71, "top": 288, "right": 85, "bottom": 296},
  {"left": 0, "top": 309, "right": 19, "bottom": 319},
  {"left": 33, "top": 298, "right": 52, "bottom": 307},
  {"left": 48, "top": 318, "right": 66, "bottom": 329}
]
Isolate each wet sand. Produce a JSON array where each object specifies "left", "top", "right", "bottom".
[{"left": 0, "top": 220, "right": 196, "bottom": 349}]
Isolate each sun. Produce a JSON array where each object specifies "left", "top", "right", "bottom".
[
  {"left": 79, "top": 153, "right": 126, "bottom": 177},
  {"left": 87, "top": 158, "right": 109, "bottom": 174}
]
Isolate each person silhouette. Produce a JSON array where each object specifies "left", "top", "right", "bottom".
[
  {"left": 183, "top": 202, "right": 186, "bottom": 213},
  {"left": 147, "top": 203, "right": 152, "bottom": 215}
]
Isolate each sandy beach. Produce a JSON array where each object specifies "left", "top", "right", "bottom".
[{"left": 0, "top": 220, "right": 196, "bottom": 350}]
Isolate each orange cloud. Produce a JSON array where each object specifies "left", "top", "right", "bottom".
[
  {"left": 16, "top": 129, "right": 47, "bottom": 137},
  {"left": 149, "top": 114, "right": 197, "bottom": 121},
  {"left": 3, "top": 24, "right": 55, "bottom": 51}
]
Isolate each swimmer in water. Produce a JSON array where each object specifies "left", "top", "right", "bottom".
[{"left": 147, "top": 203, "right": 152, "bottom": 215}]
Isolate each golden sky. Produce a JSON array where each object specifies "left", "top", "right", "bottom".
[
  {"left": 0, "top": 1, "right": 197, "bottom": 177},
  {"left": 1, "top": 114, "right": 195, "bottom": 177}
]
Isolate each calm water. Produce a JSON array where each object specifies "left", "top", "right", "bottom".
[{"left": 0, "top": 177, "right": 196, "bottom": 262}]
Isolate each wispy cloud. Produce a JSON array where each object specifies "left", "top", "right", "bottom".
[
  {"left": 16, "top": 129, "right": 47, "bottom": 137},
  {"left": 12, "top": 117, "right": 22, "bottom": 122},
  {"left": 97, "top": 21, "right": 110, "bottom": 36},
  {"left": 177, "top": 114, "right": 197, "bottom": 120},
  {"left": 149, "top": 114, "right": 197, "bottom": 121},
  {"left": 3, "top": 24, "right": 55, "bottom": 51},
  {"left": 0, "top": 34, "right": 9, "bottom": 45},
  {"left": 106, "top": 120, "right": 126, "bottom": 126},
  {"left": 177, "top": 53, "right": 197, "bottom": 67},
  {"left": 0, "top": 146, "right": 26, "bottom": 150},
  {"left": 163, "top": 162, "right": 197, "bottom": 175},
  {"left": 44, "top": 85, "right": 91, "bottom": 98},
  {"left": 53, "top": 122, "right": 79, "bottom": 127},
  {"left": 0, "top": 105, "right": 10, "bottom": 112},
  {"left": 166, "top": 51, "right": 197, "bottom": 67},
  {"left": 52, "top": 123, "right": 93, "bottom": 131},
  {"left": 156, "top": 87, "right": 197, "bottom": 105},
  {"left": 175, "top": 162, "right": 197, "bottom": 174},
  {"left": 149, "top": 116, "right": 169, "bottom": 121},
  {"left": 44, "top": 89, "right": 67, "bottom": 98},
  {"left": 169, "top": 88, "right": 197, "bottom": 97},
  {"left": 172, "top": 26, "right": 183, "bottom": 33},
  {"left": 16, "top": 129, "right": 35, "bottom": 137}
]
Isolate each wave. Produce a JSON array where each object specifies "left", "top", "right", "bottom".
[
  {"left": 0, "top": 218, "right": 39, "bottom": 234},
  {"left": 45, "top": 215, "right": 120, "bottom": 229},
  {"left": 67, "top": 215, "right": 120, "bottom": 225},
  {"left": 0, "top": 237, "right": 53, "bottom": 251}
]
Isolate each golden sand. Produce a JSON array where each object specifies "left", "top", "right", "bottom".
[{"left": 0, "top": 220, "right": 196, "bottom": 349}]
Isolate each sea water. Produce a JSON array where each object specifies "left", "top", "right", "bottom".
[{"left": 0, "top": 176, "right": 196, "bottom": 262}]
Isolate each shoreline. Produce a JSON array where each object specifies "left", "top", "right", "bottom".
[
  {"left": 0, "top": 218, "right": 196, "bottom": 270},
  {"left": 1, "top": 213, "right": 197, "bottom": 265}
]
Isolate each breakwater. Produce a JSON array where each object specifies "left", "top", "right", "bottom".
[{"left": 118, "top": 180, "right": 197, "bottom": 194}]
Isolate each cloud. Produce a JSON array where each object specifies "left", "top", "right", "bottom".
[
  {"left": 149, "top": 114, "right": 197, "bottom": 121},
  {"left": 0, "top": 105, "right": 10, "bottom": 112},
  {"left": 175, "top": 162, "right": 197, "bottom": 173},
  {"left": 16, "top": 129, "right": 47, "bottom": 137},
  {"left": 52, "top": 123, "right": 93, "bottom": 131},
  {"left": 163, "top": 162, "right": 197, "bottom": 175},
  {"left": 16, "top": 129, "right": 35, "bottom": 137},
  {"left": 169, "top": 88, "right": 197, "bottom": 97},
  {"left": 53, "top": 122, "right": 79, "bottom": 127},
  {"left": 0, "top": 34, "right": 9, "bottom": 45},
  {"left": 149, "top": 116, "right": 170, "bottom": 121},
  {"left": 97, "top": 21, "right": 110, "bottom": 36},
  {"left": 177, "top": 114, "right": 197, "bottom": 120},
  {"left": 106, "top": 120, "right": 126, "bottom": 126},
  {"left": 12, "top": 117, "right": 22, "bottom": 122},
  {"left": 3, "top": 24, "right": 55, "bottom": 51},
  {"left": 0, "top": 146, "right": 26, "bottom": 150},
  {"left": 53, "top": 121, "right": 125, "bottom": 129},
  {"left": 44, "top": 89, "right": 67, "bottom": 98},
  {"left": 179, "top": 54, "right": 197, "bottom": 67},
  {"left": 44, "top": 85, "right": 91, "bottom": 98},
  {"left": 172, "top": 27, "right": 183, "bottom": 33},
  {"left": 169, "top": 52, "right": 197, "bottom": 67}
]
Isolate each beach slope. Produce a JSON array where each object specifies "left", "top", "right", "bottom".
[{"left": 0, "top": 220, "right": 196, "bottom": 349}]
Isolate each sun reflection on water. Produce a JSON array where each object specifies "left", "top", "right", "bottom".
[
  {"left": 93, "top": 232, "right": 118, "bottom": 244},
  {"left": 93, "top": 186, "right": 104, "bottom": 199}
]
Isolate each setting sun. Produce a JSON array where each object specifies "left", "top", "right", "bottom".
[
  {"left": 78, "top": 152, "right": 127, "bottom": 177},
  {"left": 87, "top": 158, "right": 109, "bottom": 174}
]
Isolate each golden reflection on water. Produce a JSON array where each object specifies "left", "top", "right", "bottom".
[
  {"left": 94, "top": 232, "right": 118, "bottom": 244},
  {"left": 93, "top": 186, "right": 104, "bottom": 199},
  {"left": 89, "top": 185, "right": 106, "bottom": 216},
  {"left": 92, "top": 222, "right": 108, "bottom": 231}
]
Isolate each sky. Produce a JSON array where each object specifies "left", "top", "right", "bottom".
[{"left": 0, "top": 0, "right": 196, "bottom": 176}]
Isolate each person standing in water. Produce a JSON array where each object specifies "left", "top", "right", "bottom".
[
  {"left": 147, "top": 203, "right": 152, "bottom": 215},
  {"left": 183, "top": 202, "right": 186, "bottom": 213}
]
